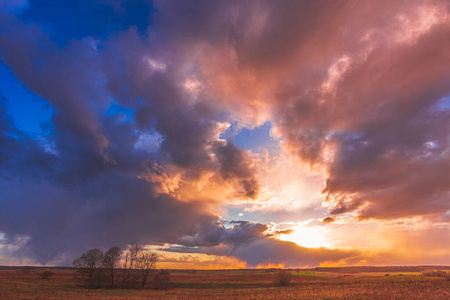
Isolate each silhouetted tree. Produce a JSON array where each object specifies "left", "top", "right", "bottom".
[
  {"left": 120, "top": 243, "right": 158, "bottom": 288},
  {"left": 121, "top": 243, "right": 142, "bottom": 288},
  {"left": 137, "top": 250, "right": 158, "bottom": 287},
  {"left": 103, "top": 247, "right": 122, "bottom": 287},
  {"left": 126, "top": 243, "right": 141, "bottom": 270},
  {"left": 73, "top": 248, "right": 104, "bottom": 287}
]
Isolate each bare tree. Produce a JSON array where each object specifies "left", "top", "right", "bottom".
[
  {"left": 129, "top": 243, "right": 141, "bottom": 269},
  {"left": 121, "top": 243, "right": 142, "bottom": 288},
  {"left": 137, "top": 250, "right": 158, "bottom": 287},
  {"left": 73, "top": 248, "right": 104, "bottom": 287},
  {"left": 123, "top": 243, "right": 141, "bottom": 269},
  {"left": 103, "top": 247, "right": 122, "bottom": 287}
]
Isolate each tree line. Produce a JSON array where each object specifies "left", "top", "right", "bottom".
[{"left": 72, "top": 244, "right": 169, "bottom": 289}]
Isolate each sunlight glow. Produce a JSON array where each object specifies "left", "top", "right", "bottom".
[{"left": 278, "top": 224, "right": 331, "bottom": 248}]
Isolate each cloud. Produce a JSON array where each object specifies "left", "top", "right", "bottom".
[
  {"left": 174, "top": 220, "right": 268, "bottom": 248},
  {"left": 0, "top": 176, "right": 226, "bottom": 263},
  {"left": 152, "top": 0, "right": 450, "bottom": 221},
  {"left": 157, "top": 251, "right": 246, "bottom": 269},
  {"left": 231, "top": 239, "right": 360, "bottom": 268},
  {"left": 212, "top": 141, "right": 260, "bottom": 199},
  {"left": 322, "top": 217, "right": 336, "bottom": 224},
  {"left": 1, "top": 0, "right": 449, "bottom": 267},
  {"left": 272, "top": 1, "right": 450, "bottom": 221}
]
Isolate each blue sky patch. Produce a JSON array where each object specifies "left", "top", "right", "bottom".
[
  {"left": 230, "top": 122, "right": 281, "bottom": 154},
  {"left": 19, "top": 0, "right": 155, "bottom": 44},
  {"left": 0, "top": 61, "right": 53, "bottom": 135}
]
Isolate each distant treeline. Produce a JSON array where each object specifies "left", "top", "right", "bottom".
[
  {"left": 0, "top": 266, "right": 74, "bottom": 270},
  {"left": 314, "top": 266, "right": 450, "bottom": 273}
]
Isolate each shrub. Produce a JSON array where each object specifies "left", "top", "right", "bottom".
[
  {"left": 21, "top": 267, "right": 32, "bottom": 274},
  {"left": 152, "top": 270, "right": 172, "bottom": 290},
  {"left": 273, "top": 271, "right": 293, "bottom": 286},
  {"left": 39, "top": 270, "right": 54, "bottom": 279}
]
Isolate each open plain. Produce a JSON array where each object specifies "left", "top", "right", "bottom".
[{"left": 1, "top": 267, "right": 449, "bottom": 299}]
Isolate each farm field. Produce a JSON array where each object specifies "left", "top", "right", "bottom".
[{"left": 1, "top": 267, "right": 449, "bottom": 299}]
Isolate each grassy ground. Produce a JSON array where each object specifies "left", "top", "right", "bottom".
[{"left": 1, "top": 268, "right": 449, "bottom": 299}]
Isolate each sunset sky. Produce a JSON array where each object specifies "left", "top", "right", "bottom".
[{"left": 1, "top": 0, "right": 449, "bottom": 268}]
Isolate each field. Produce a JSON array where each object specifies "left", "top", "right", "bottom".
[{"left": 1, "top": 267, "right": 449, "bottom": 299}]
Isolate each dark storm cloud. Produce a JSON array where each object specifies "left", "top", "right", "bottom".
[
  {"left": 174, "top": 220, "right": 268, "bottom": 248},
  {"left": 100, "top": 27, "right": 260, "bottom": 187},
  {"left": 213, "top": 141, "right": 260, "bottom": 198},
  {"left": 0, "top": 1, "right": 259, "bottom": 264},
  {"left": 0, "top": 176, "right": 224, "bottom": 263}
]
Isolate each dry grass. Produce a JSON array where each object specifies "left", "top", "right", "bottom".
[{"left": 1, "top": 268, "right": 450, "bottom": 299}]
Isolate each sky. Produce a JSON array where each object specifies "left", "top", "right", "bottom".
[{"left": 0, "top": 0, "right": 449, "bottom": 268}]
